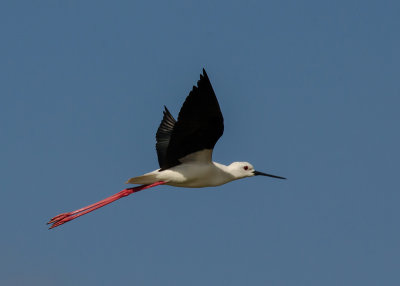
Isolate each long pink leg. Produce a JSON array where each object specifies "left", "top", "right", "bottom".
[{"left": 47, "top": 181, "right": 165, "bottom": 229}]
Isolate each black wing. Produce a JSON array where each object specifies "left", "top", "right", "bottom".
[
  {"left": 155, "top": 69, "right": 224, "bottom": 170},
  {"left": 155, "top": 106, "right": 177, "bottom": 169}
]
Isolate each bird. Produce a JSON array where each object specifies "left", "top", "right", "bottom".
[{"left": 48, "top": 69, "right": 286, "bottom": 229}]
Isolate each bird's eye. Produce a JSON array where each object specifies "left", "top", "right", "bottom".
[{"left": 243, "top": 166, "right": 249, "bottom": 171}]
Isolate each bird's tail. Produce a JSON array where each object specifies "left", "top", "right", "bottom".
[{"left": 125, "top": 173, "right": 159, "bottom": 185}]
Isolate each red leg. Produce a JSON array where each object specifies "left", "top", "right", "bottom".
[{"left": 48, "top": 181, "right": 165, "bottom": 229}]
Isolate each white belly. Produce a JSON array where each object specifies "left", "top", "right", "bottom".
[{"left": 156, "top": 162, "right": 234, "bottom": 188}]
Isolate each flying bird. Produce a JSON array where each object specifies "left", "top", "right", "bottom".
[{"left": 48, "top": 69, "right": 285, "bottom": 229}]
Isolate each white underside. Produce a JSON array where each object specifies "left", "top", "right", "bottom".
[{"left": 126, "top": 150, "right": 238, "bottom": 188}]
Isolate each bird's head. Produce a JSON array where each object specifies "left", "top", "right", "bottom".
[{"left": 228, "top": 162, "right": 286, "bottom": 180}]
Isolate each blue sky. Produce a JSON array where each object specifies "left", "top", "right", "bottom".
[{"left": 1, "top": 0, "right": 399, "bottom": 285}]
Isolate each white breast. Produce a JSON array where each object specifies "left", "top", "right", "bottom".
[{"left": 156, "top": 161, "right": 235, "bottom": 188}]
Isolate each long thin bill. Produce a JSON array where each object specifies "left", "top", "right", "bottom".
[
  {"left": 47, "top": 181, "right": 165, "bottom": 229},
  {"left": 254, "top": 170, "right": 286, "bottom": 180}
]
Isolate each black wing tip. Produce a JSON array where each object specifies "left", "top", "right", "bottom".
[
  {"left": 202, "top": 68, "right": 208, "bottom": 78},
  {"left": 198, "top": 68, "right": 211, "bottom": 86},
  {"left": 162, "top": 107, "right": 176, "bottom": 122},
  {"left": 164, "top": 105, "right": 174, "bottom": 115}
]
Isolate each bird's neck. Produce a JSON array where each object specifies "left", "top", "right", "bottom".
[
  {"left": 212, "top": 162, "right": 241, "bottom": 182},
  {"left": 212, "top": 161, "right": 230, "bottom": 172}
]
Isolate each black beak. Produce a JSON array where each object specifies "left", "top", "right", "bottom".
[{"left": 253, "top": 170, "right": 286, "bottom": 180}]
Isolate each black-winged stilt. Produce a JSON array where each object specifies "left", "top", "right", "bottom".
[{"left": 48, "top": 69, "right": 285, "bottom": 229}]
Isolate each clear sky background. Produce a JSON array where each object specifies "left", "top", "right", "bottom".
[{"left": 1, "top": 1, "right": 399, "bottom": 285}]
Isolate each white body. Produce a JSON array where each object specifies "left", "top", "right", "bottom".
[{"left": 126, "top": 150, "right": 256, "bottom": 188}]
